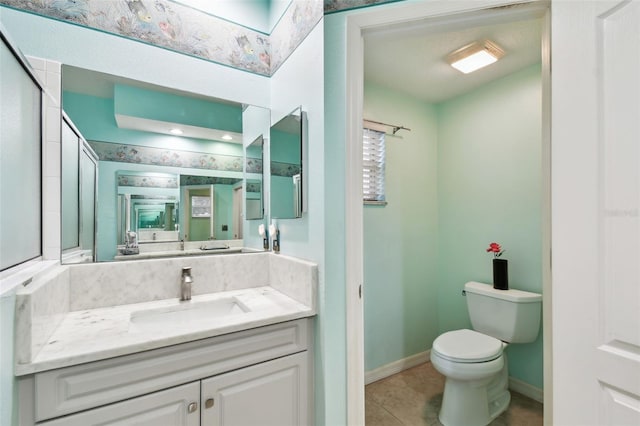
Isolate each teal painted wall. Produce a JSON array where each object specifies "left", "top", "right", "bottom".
[
  {"left": 323, "top": 14, "right": 349, "bottom": 425},
  {"left": 270, "top": 127, "right": 301, "bottom": 219},
  {"left": 270, "top": 176, "right": 296, "bottom": 218},
  {"left": 63, "top": 92, "right": 244, "bottom": 156},
  {"left": 362, "top": 65, "right": 543, "bottom": 389},
  {"left": 270, "top": 128, "right": 301, "bottom": 163},
  {"left": 363, "top": 81, "right": 440, "bottom": 371},
  {"left": 437, "top": 64, "right": 543, "bottom": 388},
  {"left": 113, "top": 84, "right": 242, "bottom": 133},
  {"left": 213, "top": 184, "right": 234, "bottom": 240}
]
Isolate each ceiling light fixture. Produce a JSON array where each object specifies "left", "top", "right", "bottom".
[
  {"left": 169, "top": 128, "right": 183, "bottom": 135},
  {"left": 447, "top": 40, "right": 505, "bottom": 74},
  {"left": 221, "top": 134, "right": 233, "bottom": 141}
]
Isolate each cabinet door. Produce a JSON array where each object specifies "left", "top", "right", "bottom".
[
  {"left": 39, "top": 382, "right": 200, "bottom": 426},
  {"left": 201, "top": 352, "right": 309, "bottom": 426}
]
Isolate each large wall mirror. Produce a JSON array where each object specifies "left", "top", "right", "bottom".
[
  {"left": 270, "top": 107, "right": 306, "bottom": 219},
  {"left": 61, "top": 65, "right": 269, "bottom": 262}
]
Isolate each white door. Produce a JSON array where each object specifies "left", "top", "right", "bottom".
[
  {"left": 200, "top": 352, "right": 309, "bottom": 426},
  {"left": 552, "top": 1, "right": 640, "bottom": 425}
]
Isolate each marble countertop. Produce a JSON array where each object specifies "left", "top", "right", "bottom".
[{"left": 15, "top": 286, "right": 313, "bottom": 376}]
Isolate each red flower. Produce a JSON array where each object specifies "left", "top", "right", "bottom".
[{"left": 486, "top": 242, "right": 505, "bottom": 257}]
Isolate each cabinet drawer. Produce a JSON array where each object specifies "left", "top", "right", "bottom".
[
  {"left": 35, "top": 319, "right": 309, "bottom": 422},
  {"left": 39, "top": 382, "right": 200, "bottom": 426}
]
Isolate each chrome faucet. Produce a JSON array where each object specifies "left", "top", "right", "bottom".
[{"left": 180, "top": 267, "right": 193, "bottom": 301}]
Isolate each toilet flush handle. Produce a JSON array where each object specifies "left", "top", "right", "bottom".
[{"left": 461, "top": 289, "right": 467, "bottom": 296}]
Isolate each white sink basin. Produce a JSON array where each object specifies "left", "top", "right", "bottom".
[{"left": 129, "top": 297, "right": 250, "bottom": 332}]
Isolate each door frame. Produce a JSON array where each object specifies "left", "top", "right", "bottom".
[{"left": 343, "top": 1, "right": 552, "bottom": 424}]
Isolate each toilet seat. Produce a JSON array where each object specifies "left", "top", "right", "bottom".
[{"left": 432, "top": 329, "right": 503, "bottom": 363}]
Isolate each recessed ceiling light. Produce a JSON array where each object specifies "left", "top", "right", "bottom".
[
  {"left": 447, "top": 40, "right": 505, "bottom": 74},
  {"left": 169, "top": 128, "right": 183, "bottom": 135},
  {"left": 221, "top": 134, "right": 233, "bottom": 141}
]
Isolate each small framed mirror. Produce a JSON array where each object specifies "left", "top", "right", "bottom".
[
  {"left": 270, "top": 107, "right": 306, "bottom": 219},
  {"left": 245, "top": 134, "right": 264, "bottom": 220}
]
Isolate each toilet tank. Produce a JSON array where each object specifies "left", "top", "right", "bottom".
[{"left": 464, "top": 281, "right": 542, "bottom": 343}]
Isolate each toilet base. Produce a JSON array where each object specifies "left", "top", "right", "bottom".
[{"left": 438, "top": 354, "right": 510, "bottom": 426}]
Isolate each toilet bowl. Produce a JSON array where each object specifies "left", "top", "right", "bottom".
[
  {"left": 430, "top": 282, "right": 542, "bottom": 426},
  {"left": 431, "top": 329, "right": 510, "bottom": 426}
]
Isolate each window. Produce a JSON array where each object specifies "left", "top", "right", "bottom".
[{"left": 362, "top": 128, "right": 386, "bottom": 204}]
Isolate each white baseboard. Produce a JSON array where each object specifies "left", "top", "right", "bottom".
[
  {"left": 365, "top": 351, "right": 543, "bottom": 404},
  {"left": 509, "top": 376, "right": 543, "bottom": 403},
  {"left": 365, "top": 351, "right": 430, "bottom": 385}
]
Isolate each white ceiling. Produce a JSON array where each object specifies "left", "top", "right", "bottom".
[{"left": 363, "top": 14, "right": 543, "bottom": 104}]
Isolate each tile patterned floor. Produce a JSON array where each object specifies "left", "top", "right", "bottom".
[{"left": 365, "top": 362, "right": 543, "bottom": 426}]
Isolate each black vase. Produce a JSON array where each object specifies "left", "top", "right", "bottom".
[{"left": 493, "top": 258, "right": 509, "bottom": 290}]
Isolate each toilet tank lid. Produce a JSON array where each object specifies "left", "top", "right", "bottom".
[{"left": 465, "top": 281, "right": 542, "bottom": 303}]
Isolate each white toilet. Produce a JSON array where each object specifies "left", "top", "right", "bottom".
[{"left": 430, "top": 281, "right": 542, "bottom": 426}]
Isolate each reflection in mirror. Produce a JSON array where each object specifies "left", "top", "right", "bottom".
[
  {"left": 116, "top": 170, "right": 179, "bottom": 245},
  {"left": 245, "top": 135, "right": 264, "bottom": 220},
  {"left": 270, "top": 107, "right": 305, "bottom": 219},
  {"left": 179, "top": 175, "right": 243, "bottom": 241},
  {"left": 61, "top": 65, "right": 268, "bottom": 262},
  {"left": 61, "top": 114, "right": 98, "bottom": 262}
]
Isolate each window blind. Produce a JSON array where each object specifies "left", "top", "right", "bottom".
[{"left": 362, "top": 128, "right": 386, "bottom": 203}]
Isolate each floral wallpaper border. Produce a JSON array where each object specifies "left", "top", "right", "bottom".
[
  {"left": 180, "top": 175, "right": 241, "bottom": 186},
  {"left": 89, "top": 140, "right": 244, "bottom": 172},
  {"left": 0, "top": 0, "right": 324, "bottom": 76},
  {"left": 116, "top": 172, "right": 242, "bottom": 188},
  {"left": 246, "top": 181, "right": 262, "bottom": 193},
  {"left": 323, "top": 0, "right": 401, "bottom": 14},
  {"left": 245, "top": 158, "right": 263, "bottom": 174},
  {"left": 271, "top": 161, "right": 301, "bottom": 178},
  {"left": 117, "top": 174, "right": 178, "bottom": 188},
  {"left": 270, "top": 0, "right": 323, "bottom": 73}
]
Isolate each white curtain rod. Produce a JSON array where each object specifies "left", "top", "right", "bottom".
[{"left": 363, "top": 119, "right": 411, "bottom": 135}]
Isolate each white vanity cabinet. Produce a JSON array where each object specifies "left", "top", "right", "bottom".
[{"left": 20, "top": 319, "right": 312, "bottom": 426}]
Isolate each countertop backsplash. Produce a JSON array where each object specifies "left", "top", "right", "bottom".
[{"left": 68, "top": 252, "right": 270, "bottom": 311}]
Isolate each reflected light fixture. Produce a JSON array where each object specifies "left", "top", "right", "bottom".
[
  {"left": 447, "top": 40, "right": 504, "bottom": 74},
  {"left": 169, "top": 128, "right": 183, "bottom": 135},
  {"left": 221, "top": 134, "right": 233, "bottom": 141}
]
